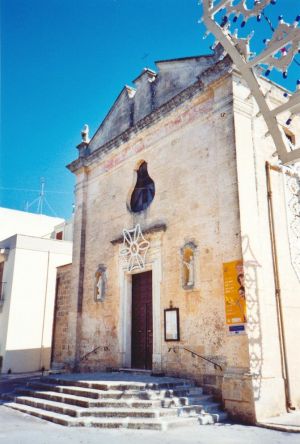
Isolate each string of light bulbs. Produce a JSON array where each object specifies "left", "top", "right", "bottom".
[{"left": 200, "top": 0, "right": 300, "bottom": 165}]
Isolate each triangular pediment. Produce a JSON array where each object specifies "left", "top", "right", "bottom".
[{"left": 88, "top": 46, "right": 226, "bottom": 152}]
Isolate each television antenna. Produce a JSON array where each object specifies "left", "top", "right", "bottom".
[{"left": 25, "top": 178, "right": 57, "bottom": 216}]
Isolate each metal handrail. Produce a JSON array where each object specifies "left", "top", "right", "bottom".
[
  {"left": 78, "top": 345, "right": 109, "bottom": 364},
  {"left": 168, "top": 346, "right": 223, "bottom": 371}
]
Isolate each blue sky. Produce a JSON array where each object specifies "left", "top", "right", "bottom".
[{"left": 1, "top": 0, "right": 299, "bottom": 219}]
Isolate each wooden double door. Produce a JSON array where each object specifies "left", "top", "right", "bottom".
[{"left": 131, "top": 271, "right": 153, "bottom": 370}]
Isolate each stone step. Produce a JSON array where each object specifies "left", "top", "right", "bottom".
[
  {"left": 5, "top": 388, "right": 219, "bottom": 412},
  {"left": 183, "top": 387, "right": 204, "bottom": 396},
  {"left": 43, "top": 377, "right": 193, "bottom": 392},
  {"left": 162, "top": 394, "right": 214, "bottom": 408},
  {"left": 185, "top": 395, "right": 215, "bottom": 405},
  {"left": 177, "top": 402, "right": 222, "bottom": 416},
  {"left": 3, "top": 402, "right": 83, "bottom": 426},
  {"left": 1, "top": 393, "right": 15, "bottom": 402},
  {"left": 27, "top": 382, "right": 132, "bottom": 399},
  {"left": 13, "top": 396, "right": 81, "bottom": 417},
  {"left": 88, "top": 416, "right": 199, "bottom": 431},
  {"left": 26, "top": 382, "right": 174, "bottom": 401},
  {"left": 79, "top": 407, "right": 178, "bottom": 419},
  {"left": 117, "top": 368, "right": 153, "bottom": 375},
  {"left": 15, "top": 388, "right": 162, "bottom": 409},
  {"left": 10, "top": 395, "right": 178, "bottom": 419},
  {"left": 3, "top": 402, "right": 199, "bottom": 430},
  {"left": 28, "top": 381, "right": 203, "bottom": 401},
  {"left": 1, "top": 373, "right": 228, "bottom": 429},
  {"left": 198, "top": 411, "right": 228, "bottom": 424},
  {"left": 166, "top": 387, "right": 203, "bottom": 397}
]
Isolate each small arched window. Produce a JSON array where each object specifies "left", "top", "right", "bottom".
[{"left": 130, "top": 161, "right": 155, "bottom": 213}]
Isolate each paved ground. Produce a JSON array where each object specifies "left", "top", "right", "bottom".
[
  {"left": 257, "top": 411, "right": 300, "bottom": 433},
  {"left": 0, "top": 405, "right": 299, "bottom": 444}
]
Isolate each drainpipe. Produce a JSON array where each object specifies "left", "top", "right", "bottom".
[
  {"left": 265, "top": 161, "right": 295, "bottom": 411},
  {"left": 40, "top": 251, "right": 50, "bottom": 371}
]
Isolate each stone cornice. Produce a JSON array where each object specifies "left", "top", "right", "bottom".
[{"left": 67, "top": 58, "right": 232, "bottom": 174}]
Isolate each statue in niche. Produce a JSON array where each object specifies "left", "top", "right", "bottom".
[
  {"left": 181, "top": 243, "right": 196, "bottom": 289},
  {"left": 94, "top": 265, "right": 107, "bottom": 302},
  {"left": 184, "top": 255, "right": 194, "bottom": 286}
]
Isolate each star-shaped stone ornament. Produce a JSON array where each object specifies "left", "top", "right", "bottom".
[{"left": 120, "top": 224, "right": 150, "bottom": 271}]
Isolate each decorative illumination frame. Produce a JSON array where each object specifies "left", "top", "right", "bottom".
[
  {"left": 201, "top": 0, "right": 300, "bottom": 165},
  {"left": 283, "top": 167, "right": 300, "bottom": 281},
  {"left": 120, "top": 224, "right": 150, "bottom": 272}
]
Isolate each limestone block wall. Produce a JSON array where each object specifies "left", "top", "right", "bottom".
[
  {"left": 51, "top": 263, "right": 72, "bottom": 366},
  {"left": 232, "top": 73, "right": 300, "bottom": 421},
  {"left": 70, "top": 73, "right": 253, "bottom": 396},
  {"left": 88, "top": 50, "right": 223, "bottom": 153},
  {"left": 252, "top": 81, "right": 300, "bottom": 415},
  {"left": 67, "top": 168, "right": 88, "bottom": 367},
  {"left": 64, "top": 61, "right": 300, "bottom": 424}
]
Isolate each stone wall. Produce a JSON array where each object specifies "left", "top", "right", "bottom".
[
  {"left": 69, "top": 71, "right": 250, "bottom": 387},
  {"left": 65, "top": 56, "right": 300, "bottom": 424},
  {"left": 51, "top": 263, "right": 72, "bottom": 367},
  {"left": 88, "top": 49, "right": 224, "bottom": 152},
  {"left": 230, "top": 73, "right": 300, "bottom": 422}
]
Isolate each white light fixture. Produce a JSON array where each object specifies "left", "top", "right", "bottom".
[
  {"left": 120, "top": 224, "right": 150, "bottom": 272},
  {"left": 201, "top": 0, "right": 300, "bottom": 165}
]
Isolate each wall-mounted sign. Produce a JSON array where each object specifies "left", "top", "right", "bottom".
[
  {"left": 223, "top": 260, "right": 246, "bottom": 334},
  {"left": 164, "top": 308, "right": 180, "bottom": 342},
  {"left": 228, "top": 325, "right": 246, "bottom": 335}
]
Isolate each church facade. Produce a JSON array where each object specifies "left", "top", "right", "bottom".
[{"left": 53, "top": 47, "right": 300, "bottom": 423}]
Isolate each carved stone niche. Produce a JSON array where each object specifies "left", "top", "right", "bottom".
[
  {"left": 94, "top": 264, "right": 107, "bottom": 302},
  {"left": 181, "top": 242, "right": 197, "bottom": 290}
]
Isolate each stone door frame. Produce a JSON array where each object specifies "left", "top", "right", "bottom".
[{"left": 118, "top": 238, "right": 162, "bottom": 372}]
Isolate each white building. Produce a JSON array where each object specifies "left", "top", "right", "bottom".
[
  {"left": 0, "top": 208, "right": 72, "bottom": 373},
  {"left": 0, "top": 207, "right": 65, "bottom": 241}
]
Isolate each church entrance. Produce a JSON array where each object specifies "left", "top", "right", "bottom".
[{"left": 131, "top": 271, "right": 153, "bottom": 370}]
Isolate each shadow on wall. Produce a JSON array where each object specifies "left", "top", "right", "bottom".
[
  {"left": 242, "top": 235, "right": 263, "bottom": 402},
  {"left": 1, "top": 347, "right": 51, "bottom": 374}
]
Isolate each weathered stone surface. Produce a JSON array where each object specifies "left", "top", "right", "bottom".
[
  {"left": 87, "top": 48, "right": 225, "bottom": 153},
  {"left": 1, "top": 373, "right": 226, "bottom": 430},
  {"left": 51, "top": 264, "right": 72, "bottom": 367},
  {"left": 57, "top": 49, "right": 300, "bottom": 425}
]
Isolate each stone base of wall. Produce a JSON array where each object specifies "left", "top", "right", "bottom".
[
  {"left": 253, "top": 376, "right": 286, "bottom": 421},
  {"left": 222, "top": 368, "right": 256, "bottom": 424},
  {"left": 291, "top": 376, "right": 300, "bottom": 410},
  {"left": 163, "top": 367, "right": 223, "bottom": 402},
  {"left": 224, "top": 373, "right": 287, "bottom": 423},
  {"left": 75, "top": 352, "right": 121, "bottom": 374}
]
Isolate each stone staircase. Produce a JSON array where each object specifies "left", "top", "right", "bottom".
[{"left": 1, "top": 372, "right": 227, "bottom": 430}]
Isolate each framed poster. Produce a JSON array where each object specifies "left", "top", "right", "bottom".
[
  {"left": 223, "top": 260, "right": 247, "bottom": 335},
  {"left": 164, "top": 308, "right": 180, "bottom": 341}
]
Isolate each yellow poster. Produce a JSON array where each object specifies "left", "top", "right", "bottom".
[{"left": 223, "top": 260, "right": 246, "bottom": 326}]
